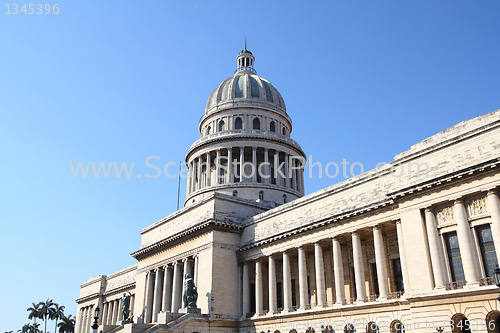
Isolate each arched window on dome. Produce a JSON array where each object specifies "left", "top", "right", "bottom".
[
  {"left": 206, "top": 126, "right": 211, "bottom": 135},
  {"left": 233, "top": 190, "right": 238, "bottom": 197},
  {"left": 253, "top": 118, "right": 260, "bottom": 130},
  {"left": 270, "top": 121, "right": 276, "bottom": 132},
  {"left": 235, "top": 117, "right": 243, "bottom": 130},
  {"left": 219, "top": 120, "right": 225, "bottom": 132},
  {"left": 282, "top": 127, "right": 287, "bottom": 136},
  {"left": 258, "top": 191, "right": 264, "bottom": 200},
  {"left": 250, "top": 77, "right": 260, "bottom": 98},
  {"left": 283, "top": 194, "right": 287, "bottom": 203}
]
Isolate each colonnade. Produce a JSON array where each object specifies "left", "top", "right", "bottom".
[
  {"left": 100, "top": 294, "right": 135, "bottom": 326},
  {"left": 143, "top": 256, "right": 199, "bottom": 323},
  {"left": 241, "top": 222, "right": 406, "bottom": 317},
  {"left": 77, "top": 304, "right": 94, "bottom": 333},
  {"left": 424, "top": 188, "right": 500, "bottom": 289},
  {"left": 187, "top": 147, "right": 304, "bottom": 195}
]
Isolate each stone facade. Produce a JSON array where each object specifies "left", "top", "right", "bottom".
[{"left": 76, "top": 49, "right": 500, "bottom": 333}]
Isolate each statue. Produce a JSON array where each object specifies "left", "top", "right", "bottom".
[
  {"left": 121, "top": 292, "right": 132, "bottom": 321},
  {"left": 182, "top": 274, "right": 198, "bottom": 308}
]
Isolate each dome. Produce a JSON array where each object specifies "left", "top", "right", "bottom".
[
  {"left": 204, "top": 73, "right": 287, "bottom": 116},
  {"left": 203, "top": 48, "right": 287, "bottom": 117}
]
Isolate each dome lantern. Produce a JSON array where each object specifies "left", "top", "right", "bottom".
[{"left": 235, "top": 40, "right": 256, "bottom": 74}]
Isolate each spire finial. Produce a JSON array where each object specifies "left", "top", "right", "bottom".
[{"left": 245, "top": 36, "right": 247, "bottom": 50}]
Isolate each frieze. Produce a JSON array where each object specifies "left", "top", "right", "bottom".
[
  {"left": 366, "top": 242, "right": 375, "bottom": 260},
  {"left": 387, "top": 237, "right": 399, "bottom": 255},
  {"left": 435, "top": 204, "right": 455, "bottom": 226},
  {"left": 465, "top": 195, "right": 488, "bottom": 218}
]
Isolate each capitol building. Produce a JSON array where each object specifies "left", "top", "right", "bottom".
[{"left": 75, "top": 48, "right": 500, "bottom": 333}]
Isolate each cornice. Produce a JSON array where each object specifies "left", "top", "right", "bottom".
[
  {"left": 132, "top": 219, "right": 243, "bottom": 260},
  {"left": 387, "top": 158, "right": 500, "bottom": 200},
  {"left": 239, "top": 199, "right": 394, "bottom": 251}
]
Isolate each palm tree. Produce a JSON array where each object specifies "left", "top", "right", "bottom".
[
  {"left": 18, "top": 324, "right": 30, "bottom": 333},
  {"left": 39, "top": 299, "right": 55, "bottom": 333},
  {"left": 51, "top": 304, "right": 65, "bottom": 333},
  {"left": 27, "top": 303, "right": 41, "bottom": 326},
  {"left": 57, "top": 315, "right": 75, "bottom": 333}
]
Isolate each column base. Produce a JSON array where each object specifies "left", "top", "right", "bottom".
[
  {"left": 376, "top": 296, "right": 387, "bottom": 302},
  {"left": 266, "top": 310, "right": 278, "bottom": 316}
]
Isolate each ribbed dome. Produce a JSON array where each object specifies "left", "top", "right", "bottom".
[{"left": 204, "top": 73, "right": 287, "bottom": 116}]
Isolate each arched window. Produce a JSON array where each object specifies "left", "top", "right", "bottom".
[
  {"left": 390, "top": 321, "right": 405, "bottom": 333},
  {"left": 233, "top": 190, "right": 238, "bottom": 197},
  {"left": 451, "top": 314, "right": 472, "bottom": 333},
  {"left": 367, "top": 322, "right": 379, "bottom": 333},
  {"left": 344, "top": 324, "right": 355, "bottom": 333},
  {"left": 250, "top": 77, "right": 260, "bottom": 98},
  {"left": 282, "top": 127, "right": 287, "bottom": 136},
  {"left": 486, "top": 310, "right": 500, "bottom": 333},
  {"left": 283, "top": 194, "right": 287, "bottom": 203},
  {"left": 258, "top": 191, "right": 264, "bottom": 200},
  {"left": 306, "top": 328, "right": 315, "bottom": 333},
  {"left": 235, "top": 117, "right": 243, "bottom": 129},
  {"left": 219, "top": 120, "right": 225, "bottom": 132},
  {"left": 270, "top": 121, "right": 276, "bottom": 132},
  {"left": 235, "top": 76, "right": 244, "bottom": 98},
  {"left": 206, "top": 126, "right": 211, "bottom": 135},
  {"left": 322, "top": 326, "right": 334, "bottom": 333},
  {"left": 253, "top": 118, "right": 260, "bottom": 130}
]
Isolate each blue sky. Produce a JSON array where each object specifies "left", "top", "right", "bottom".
[{"left": 1, "top": 0, "right": 499, "bottom": 331}]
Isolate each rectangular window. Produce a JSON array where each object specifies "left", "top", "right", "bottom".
[
  {"left": 392, "top": 258, "right": 404, "bottom": 292},
  {"left": 476, "top": 224, "right": 499, "bottom": 277},
  {"left": 291, "top": 279, "right": 297, "bottom": 307},
  {"left": 235, "top": 165, "right": 240, "bottom": 182},
  {"left": 444, "top": 232, "right": 466, "bottom": 282},
  {"left": 371, "top": 263, "right": 379, "bottom": 296},
  {"left": 307, "top": 276, "right": 311, "bottom": 305},
  {"left": 276, "top": 281, "right": 283, "bottom": 309}
]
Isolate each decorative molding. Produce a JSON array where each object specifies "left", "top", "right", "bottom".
[
  {"left": 387, "top": 158, "right": 500, "bottom": 199},
  {"left": 435, "top": 204, "right": 455, "bottom": 226},
  {"left": 465, "top": 195, "right": 488, "bottom": 219},
  {"left": 387, "top": 237, "right": 399, "bottom": 255}
]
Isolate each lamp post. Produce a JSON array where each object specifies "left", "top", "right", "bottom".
[
  {"left": 494, "top": 267, "right": 500, "bottom": 301},
  {"left": 91, "top": 305, "right": 100, "bottom": 333}
]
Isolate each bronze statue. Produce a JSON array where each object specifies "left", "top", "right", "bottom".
[
  {"left": 182, "top": 274, "right": 198, "bottom": 308},
  {"left": 121, "top": 292, "right": 132, "bottom": 320}
]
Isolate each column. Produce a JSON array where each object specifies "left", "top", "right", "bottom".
[
  {"left": 193, "top": 255, "right": 199, "bottom": 286},
  {"left": 189, "top": 161, "right": 195, "bottom": 193},
  {"left": 162, "top": 265, "right": 173, "bottom": 312},
  {"left": 255, "top": 260, "right": 263, "bottom": 315},
  {"left": 101, "top": 303, "right": 108, "bottom": 327},
  {"left": 117, "top": 298, "right": 123, "bottom": 322},
  {"left": 292, "top": 158, "right": 297, "bottom": 191},
  {"left": 85, "top": 306, "right": 92, "bottom": 333},
  {"left": 268, "top": 255, "right": 277, "bottom": 314},
  {"left": 314, "top": 242, "right": 327, "bottom": 307},
  {"left": 239, "top": 147, "right": 245, "bottom": 182},
  {"left": 252, "top": 147, "right": 257, "bottom": 183},
  {"left": 144, "top": 271, "right": 155, "bottom": 323},
  {"left": 395, "top": 220, "right": 410, "bottom": 295},
  {"left": 228, "top": 148, "right": 233, "bottom": 183},
  {"left": 424, "top": 208, "right": 447, "bottom": 289},
  {"left": 152, "top": 268, "right": 164, "bottom": 322},
  {"left": 130, "top": 295, "right": 135, "bottom": 319},
  {"left": 284, "top": 154, "right": 290, "bottom": 188},
  {"left": 352, "top": 231, "right": 367, "bottom": 302},
  {"left": 263, "top": 148, "right": 270, "bottom": 183},
  {"left": 454, "top": 199, "right": 480, "bottom": 285},
  {"left": 197, "top": 156, "right": 202, "bottom": 190},
  {"left": 372, "top": 225, "right": 389, "bottom": 300},
  {"left": 171, "top": 261, "right": 183, "bottom": 312},
  {"left": 242, "top": 262, "right": 250, "bottom": 318},
  {"left": 332, "top": 237, "right": 345, "bottom": 304},
  {"left": 297, "top": 246, "right": 308, "bottom": 310},
  {"left": 216, "top": 149, "right": 221, "bottom": 185},
  {"left": 487, "top": 189, "right": 500, "bottom": 260},
  {"left": 183, "top": 258, "right": 193, "bottom": 278},
  {"left": 81, "top": 307, "right": 88, "bottom": 333},
  {"left": 106, "top": 301, "right": 113, "bottom": 325},
  {"left": 206, "top": 152, "right": 211, "bottom": 186},
  {"left": 112, "top": 300, "right": 119, "bottom": 325},
  {"left": 255, "top": 260, "right": 264, "bottom": 316},
  {"left": 282, "top": 251, "right": 292, "bottom": 312}
]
